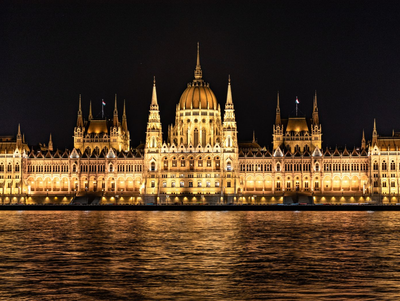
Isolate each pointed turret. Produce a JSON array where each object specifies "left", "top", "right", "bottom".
[
  {"left": 88, "top": 101, "right": 93, "bottom": 121},
  {"left": 151, "top": 76, "right": 158, "bottom": 108},
  {"left": 275, "top": 91, "right": 281, "bottom": 125},
  {"left": 76, "top": 94, "right": 84, "bottom": 128},
  {"left": 113, "top": 94, "right": 119, "bottom": 127},
  {"left": 122, "top": 99, "right": 128, "bottom": 132},
  {"left": 361, "top": 129, "right": 366, "bottom": 150},
  {"left": 194, "top": 42, "right": 203, "bottom": 81},
  {"left": 312, "top": 90, "right": 319, "bottom": 125},
  {"left": 252, "top": 131, "right": 256, "bottom": 143},
  {"left": 226, "top": 75, "right": 233, "bottom": 105},
  {"left": 48, "top": 133, "right": 53, "bottom": 151},
  {"left": 146, "top": 77, "right": 162, "bottom": 150},
  {"left": 372, "top": 118, "right": 378, "bottom": 146},
  {"left": 16, "top": 124, "right": 22, "bottom": 149}
]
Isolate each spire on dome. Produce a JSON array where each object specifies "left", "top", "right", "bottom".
[
  {"left": 151, "top": 76, "right": 158, "bottom": 106},
  {"left": 194, "top": 42, "right": 203, "bottom": 81}
]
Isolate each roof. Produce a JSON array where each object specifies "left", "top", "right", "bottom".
[
  {"left": 86, "top": 120, "right": 108, "bottom": 134},
  {"left": 285, "top": 117, "right": 309, "bottom": 132}
]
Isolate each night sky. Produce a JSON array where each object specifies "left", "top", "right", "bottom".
[{"left": 1, "top": 0, "right": 400, "bottom": 150}]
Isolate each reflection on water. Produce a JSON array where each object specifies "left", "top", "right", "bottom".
[{"left": 0, "top": 211, "right": 400, "bottom": 300}]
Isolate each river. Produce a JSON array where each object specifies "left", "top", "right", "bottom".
[{"left": 0, "top": 211, "right": 399, "bottom": 300}]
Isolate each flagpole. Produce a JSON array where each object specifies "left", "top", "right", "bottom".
[
  {"left": 296, "top": 96, "right": 298, "bottom": 116},
  {"left": 102, "top": 99, "right": 104, "bottom": 119}
]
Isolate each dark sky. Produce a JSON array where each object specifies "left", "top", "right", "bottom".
[{"left": 1, "top": 0, "right": 400, "bottom": 150}]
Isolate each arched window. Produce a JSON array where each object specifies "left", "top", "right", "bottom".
[
  {"left": 315, "top": 163, "right": 319, "bottom": 171},
  {"left": 227, "top": 162, "right": 232, "bottom": 171},
  {"left": 391, "top": 161, "right": 396, "bottom": 171},
  {"left": 382, "top": 161, "right": 387, "bottom": 171},
  {"left": 72, "top": 164, "right": 77, "bottom": 173},
  {"left": 276, "top": 163, "right": 281, "bottom": 172},
  {"left": 227, "top": 136, "right": 231, "bottom": 147},
  {"left": 202, "top": 129, "right": 206, "bottom": 146},
  {"left": 150, "top": 162, "right": 156, "bottom": 171},
  {"left": 373, "top": 161, "right": 378, "bottom": 171},
  {"left": 194, "top": 128, "right": 199, "bottom": 146},
  {"left": 109, "top": 163, "right": 113, "bottom": 172}
]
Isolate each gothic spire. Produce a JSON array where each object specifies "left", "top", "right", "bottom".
[
  {"left": 361, "top": 129, "right": 366, "bottom": 149},
  {"left": 372, "top": 119, "right": 378, "bottom": 145},
  {"left": 226, "top": 75, "right": 233, "bottom": 105},
  {"left": 113, "top": 94, "right": 119, "bottom": 127},
  {"left": 194, "top": 42, "right": 203, "bottom": 81},
  {"left": 312, "top": 90, "right": 319, "bottom": 125},
  {"left": 48, "top": 133, "right": 53, "bottom": 151},
  {"left": 122, "top": 99, "right": 128, "bottom": 132},
  {"left": 88, "top": 100, "right": 93, "bottom": 121},
  {"left": 151, "top": 76, "right": 158, "bottom": 107},
  {"left": 76, "top": 94, "right": 84, "bottom": 128},
  {"left": 275, "top": 91, "right": 281, "bottom": 125}
]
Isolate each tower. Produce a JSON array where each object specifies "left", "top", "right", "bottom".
[
  {"left": 222, "top": 75, "right": 239, "bottom": 196},
  {"left": 73, "top": 94, "right": 84, "bottom": 151},
  {"left": 144, "top": 77, "right": 163, "bottom": 195}
]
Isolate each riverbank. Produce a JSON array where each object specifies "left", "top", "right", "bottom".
[{"left": 1, "top": 204, "right": 399, "bottom": 211}]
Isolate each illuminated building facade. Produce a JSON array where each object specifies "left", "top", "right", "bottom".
[{"left": 0, "top": 44, "right": 397, "bottom": 204}]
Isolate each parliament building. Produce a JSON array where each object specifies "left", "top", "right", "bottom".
[{"left": 0, "top": 44, "right": 398, "bottom": 204}]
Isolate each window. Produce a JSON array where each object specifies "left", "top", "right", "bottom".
[
  {"left": 383, "top": 182, "right": 387, "bottom": 188},
  {"left": 171, "top": 181, "right": 176, "bottom": 187},
  {"left": 189, "top": 181, "right": 193, "bottom": 187},
  {"left": 198, "top": 160, "right": 203, "bottom": 167},
  {"left": 391, "top": 161, "right": 396, "bottom": 170},
  {"left": 180, "top": 181, "right": 184, "bottom": 187},
  {"left": 382, "top": 161, "right": 387, "bottom": 171},
  {"left": 150, "top": 162, "right": 156, "bottom": 171},
  {"left": 373, "top": 162, "right": 378, "bottom": 171},
  {"left": 276, "top": 163, "right": 281, "bottom": 172},
  {"left": 206, "top": 181, "right": 211, "bottom": 187},
  {"left": 227, "top": 181, "right": 231, "bottom": 188},
  {"left": 162, "top": 181, "right": 167, "bottom": 188},
  {"left": 227, "top": 162, "right": 232, "bottom": 171},
  {"left": 198, "top": 181, "right": 202, "bottom": 187},
  {"left": 215, "top": 181, "right": 220, "bottom": 187},
  {"left": 151, "top": 181, "right": 155, "bottom": 188},
  {"left": 181, "top": 159, "right": 185, "bottom": 167},
  {"left": 163, "top": 159, "right": 168, "bottom": 170}
]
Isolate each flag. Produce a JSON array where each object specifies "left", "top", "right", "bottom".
[
  {"left": 102, "top": 99, "right": 106, "bottom": 106},
  {"left": 295, "top": 96, "right": 299, "bottom": 104}
]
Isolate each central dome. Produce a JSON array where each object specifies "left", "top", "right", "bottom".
[{"left": 179, "top": 82, "right": 217, "bottom": 110}]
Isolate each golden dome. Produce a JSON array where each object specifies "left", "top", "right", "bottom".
[{"left": 179, "top": 82, "right": 217, "bottom": 110}]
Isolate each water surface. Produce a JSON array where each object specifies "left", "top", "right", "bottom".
[{"left": 0, "top": 211, "right": 400, "bottom": 300}]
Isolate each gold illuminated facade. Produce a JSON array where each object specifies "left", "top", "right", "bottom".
[{"left": 0, "top": 44, "right": 398, "bottom": 204}]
